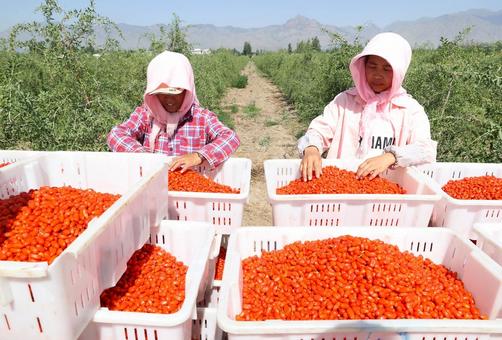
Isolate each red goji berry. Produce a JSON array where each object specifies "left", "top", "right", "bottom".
[
  {"left": 100, "top": 244, "right": 187, "bottom": 314},
  {"left": 214, "top": 246, "right": 226, "bottom": 280},
  {"left": 236, "top": 236, "right": 485, "bottom": 321},
  {"left": 0, "top": 186, "right": 119, "bottom": 264},
  {"left": 168, "top": 169, "right": 239, "bottom": 193},
  {"left": 442, "top": 175, "right": 502, "bottom": 200},
  {"left": 277, "top": 166, "right": 406, "bottom": 195}
]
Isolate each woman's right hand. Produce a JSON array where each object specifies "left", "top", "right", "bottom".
[{"left": 300, "top": 146, "right": 322, "bottom": 182}]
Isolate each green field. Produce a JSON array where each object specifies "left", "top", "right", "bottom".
[{"left": 1, "top": 0, "right": 500, "bottom": 163}]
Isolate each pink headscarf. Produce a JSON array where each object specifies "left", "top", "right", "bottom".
[
  {"left": 144, "top": 51, "right": 200, "bottom": 152},
  {"left": 349, "top": 32, "right": 412, "bottom": 157}
]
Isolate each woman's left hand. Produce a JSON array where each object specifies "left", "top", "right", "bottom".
[
  {"left": 169, "top": 153, "right": 204, "bottom": 173},
  {"left": 356, "top": 152, "right": 396, "bottom": 180}
]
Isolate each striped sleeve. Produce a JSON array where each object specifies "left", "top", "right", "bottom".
[
  {"left": 107, "top": 106, "right": 150, "bottom": 153},
  {"left": 197, "top": 110, "right": 240, "bottom": 168}
]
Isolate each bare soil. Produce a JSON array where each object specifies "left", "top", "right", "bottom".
[{"left": 220, "top": 61, "right": 303, "bottom": 226}]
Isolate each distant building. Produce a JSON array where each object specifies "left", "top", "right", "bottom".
[{"left": 192, "top": 48, "right": 211, "bottom": 55}]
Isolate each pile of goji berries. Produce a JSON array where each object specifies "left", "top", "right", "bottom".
[
  {"left": 277, "top": 166, "right": 406, "bottom": 195},
  {"left": 0, "top": 162, "right": 11, "bottom": 168},
  {"left": 214, "top": 246, "right": 227, "bottom": 280},
  {"left": 0, "top": 186, "right": 119, "bottom": 263},
  {"left": 237, "top": 236, "right": 485, "bottom": 321},
  {"left": 100, "top": 244, "right": 187, "bottom": 314},
  {"left": 442, "top": 175, "right": 502, "bottom": 200},
  {"left": 168, "top": 169, "right": 240, "bottom": 193}
]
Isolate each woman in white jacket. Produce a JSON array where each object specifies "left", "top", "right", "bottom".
[{"left": 298, "top": 32, "right": 437, "bottom": 181}]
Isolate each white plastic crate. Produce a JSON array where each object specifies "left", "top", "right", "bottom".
[
  {"left": 79, "top": 220, "right": 215, "bottom": 340},
  {"left": 0, "top": 150, "right": 45, "bottom": 168},
  {"left": 265, "top": 159, "right": 440, "bottom": 227},
  {"left": 209, "top": 233, "right": 228, "bottom": 291},
  {"left": 168, "top": 157, "right": 251, "bottom": 233},
  {"left": 196, "top": 280, "right": 222, "bottom": 339},
  {"left": 195, "top": 281, "right": 222, "bottom": 339},
  {"left": 415, "top": 162, "right": 502, "bottom": 239},
  {"left": 0, "top": 151, "right": 168, "bottom": 340},
  {"left": 199, "top": 281, "right": 221, "bottom": 310},
  {"left": 192, "top": 308, "right": 222, "bottom": 340},
  {"left": 474, "top": 223, "right": 502, "bottom": 267},
  {"left": 193, "top": 222, "right": 222, "bottom": 303},
  {"left": 218, "top": 227, "right": 502, "bottom": 339},
  {"left": 202, "top": 235, "right": 224, "bottom": 304}
]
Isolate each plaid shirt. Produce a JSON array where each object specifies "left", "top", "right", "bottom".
[{"left": 107, "top": 104, "right": 240, "bottom": 168}]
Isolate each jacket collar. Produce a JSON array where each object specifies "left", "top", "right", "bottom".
[{"left": 346, "top": 87, "right": 411, "bottom": 109}]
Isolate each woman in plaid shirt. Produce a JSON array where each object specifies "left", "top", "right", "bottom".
[{"left": 107, "top": 51, "right": 240, "bottom": 171}]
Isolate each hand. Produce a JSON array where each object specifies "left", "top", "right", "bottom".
[
  {"left": 169, "top": 153, "right": 204, "bottom": 173},
  {"left": 356, "top": 152, "right": 396, "bottom": 180},
  {"left": 300, "top": 146, "right": 322, "bottom": 182}
]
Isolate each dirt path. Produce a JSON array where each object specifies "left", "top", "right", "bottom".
[{"left": 221, "top": 61, "right": 302, "bottom": 226}]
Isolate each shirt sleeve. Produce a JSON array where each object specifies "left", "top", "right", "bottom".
[
  {"left": 197, "top": 110, "right": 240, "bottom": 168},
  {"left": 107, "top": 106, "right": 151, "bottom": 153},
  {"left": 297, "top": 99, "right": 340, "bottom": 156},
  {"left": 385, "top": 109, "right": 437, "bottom": 167}
]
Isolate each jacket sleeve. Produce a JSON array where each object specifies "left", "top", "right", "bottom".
[
  {"left": 197, "top": 110, "right": 240, "bottom": 168},
  {"left": 297, "top": 98, "right": 340, "bottom": 156},
  {"left": 385, "top": 108, "right": 437, "bottom": 167},
  {"left": 107, "top": 105, "right": 150, "bottom": 153}
]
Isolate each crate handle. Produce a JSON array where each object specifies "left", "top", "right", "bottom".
[
  {"left": 191, "top": 305, "right": 197, "bottom": 320},
  {"left": 210, "top": 234, "right": 223, "bottom": 260},
  {"left": 0, "top": 277, "right": 13, "bottom": 306}
]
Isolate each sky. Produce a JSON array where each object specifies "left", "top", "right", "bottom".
[{"left": 1, "top": 0, "right": 501, "bottom": 32}]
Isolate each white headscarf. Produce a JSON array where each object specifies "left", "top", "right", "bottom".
[
  {"left": 143, "top": 51, "right": 200, "bottom": 152},
  {"left": 349, "top": 32, "right": 412, "bottom": 157}
]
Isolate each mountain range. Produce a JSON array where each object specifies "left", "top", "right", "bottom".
[{"left": 2, "top": 9, "right": 501, "bottom": 51}]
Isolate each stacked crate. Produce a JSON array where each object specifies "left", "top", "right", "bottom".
[
  {"left": 0, "top": 151, "right": 168, "bottom": 340},
  {"left": 79, "top": 220, "right": 215, "bottom": 340},
  {"left": 217, "top": 227, "right": 502, "bottom": 339},
  {"left": 415, "top": 162, "right": 502, "bottom": 239},
  {"left": 264, "top": 158, "right": 441, "bottom": 227}
]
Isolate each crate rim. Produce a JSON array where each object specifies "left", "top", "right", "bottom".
[
  {"left": 168, "top": 190, "right": 248, "bottom": 200},
  {"left": 217, "top": 317, "right": 502, "bottom": 334}
]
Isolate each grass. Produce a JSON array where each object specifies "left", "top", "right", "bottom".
[
  {"left": 264, "top": 119, "right": 278, "bottom": 127},
  {"left": 258, "top": 136, "right": 271, "bottom": 148},
  {"left": 217, "top": 109, "right": 236, "bottom": 130},
  {"left": 231, "top": 75, "right": 248, "bottom": 88},
  {"left": 244, "top": 102, "right": 260, "bottom": 118},
  {"left": 295, "top": 129, "right": 306, "bottom": 140}
]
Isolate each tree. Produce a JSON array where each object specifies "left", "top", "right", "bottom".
[
  {"left": 147, "top": 13, "right": 192, "bottom": 56},
  {"left": 295, "top": 40, "right": 307, "bottom": 53},
  {"left": 9, "top": 0, "right": 120, "bottom": 54},
  {"left": 242, "top": 41, "right": 252, "bottom": 56},
  {"left": 167, "top": 14, "right": 192, "bottom": 55},
  {"left": 148, "top": 25, "right": 168, "bottom": 54},
  {"left": 287, "top": 43, "right": 292, "bottom": 53},
  {"left": 312, "top": 36, "right": 321, "bottom": 51}
]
